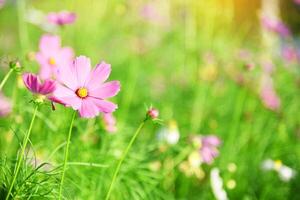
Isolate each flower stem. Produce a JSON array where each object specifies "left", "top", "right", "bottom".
[
  {"left": 58, "top": 111, "right": 77, "bottom": 200},
  {"left": 0, "top": 68, "right": 13, "bottom": 92},
  {"left": 5, "top": 105, "right": 38, "bottom": 200},
  {"left": 104, "top": 120, "right": 146, "bottom": 200}
]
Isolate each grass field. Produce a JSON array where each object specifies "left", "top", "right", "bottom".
[{"left": 1, "top": 0, "right": 300, "bottom": 199}]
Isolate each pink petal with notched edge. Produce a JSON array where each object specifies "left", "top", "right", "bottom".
[
  {"left": 57, "top": 60, "right": 78, "bottom": 90},
  {"left": 23, "top": 73, "right": 39, "bottom": 93},
  {"left": 89, "top": 81, "right": 120, "bottom": 99},
  {"left": 73, "top": 56, "right": 91, "bottom": 86},
  {"left": 201, "top": 147, "right": 214, "bottom": 164},
  {"left": 53, "top": 84, "right": 82, "bottom": 110},
  {"left": 86, "top": 61, "right": 111, "bottom": 91},
  {"left": 39, "top": 64, "right": 53, "bottom": 80},
  {"left": 35, "top": 51, "right": 54, "bottom": 80},
  {"left": 38, "top": 79, "right": 56, "bottom": 95},
  {"left": 39, "top": 34, "right": 61, "bottom": 55},
  {"left": 90, "top": 97, "right": 118, "bottom": 113},
  {"left": 59, "top": 47, "right": 74, "bottom": 65},
  {"left": 202, "top": 136, "right": 221, "bottom": 147},
  {"left": 79, "top": 99, "right": 99, "bottom": 118}
]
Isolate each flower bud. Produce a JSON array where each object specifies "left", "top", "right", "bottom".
[{"left": 147, "top": 108, "right": 159, "bottom": 119}]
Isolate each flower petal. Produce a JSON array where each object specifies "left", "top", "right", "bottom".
[
  {"left": 39, "top": 34, "right": 61, "bottom": 55},
  {"left": 90, "top": 97, "right": 118, "bottom": 113},
  {"left": 78, "top": 98, "right": 99, "bottom": 118},
  {"left": 38, "top": 79, "right": 56, "bottom": 95},
  {"left": 57, "top": 60, "right": 78, "bottom": 90},
  {"left": 59, "top": 47, "right": 74, "bottom": 65},
  {"left": 23, "top": 73, "right": 39, "bottom": 93},
  {"left": 39, "top": 63, "right": 55, "bottom": 80},
  {"left": 73, "top": 56, "right": 91, "bottom": 86},
  {"left": 86, "top": 61, "right": 111, "bottom": 90},
  {"left": 53, "top": 84, "right": 82, "bottom": 110},
  {"left": 89, "top": 81, "right": 120, "bottom": 99}
]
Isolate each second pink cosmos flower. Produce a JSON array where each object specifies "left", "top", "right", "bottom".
[{"left": 53, "top": 56, "right": 120, "bottom": 118}]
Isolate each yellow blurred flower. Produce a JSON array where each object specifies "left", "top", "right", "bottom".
[
  {"left": 148, "top": 161, "right": 162, "bottom": 172},
  {"left": 199, "top": 64, "right": 218, "bottom": 82},
  {"left": 26, "top": 51, "right": 36, "bottom": 61},
  {"left": 226, "top": 179, "right": 236, "bottom": 190},
  {"left": 179, "top": 160, "right": 205, "bottom": 180},
  {"left": 227, "top": 162, "right": 237, "bottom": 173}
]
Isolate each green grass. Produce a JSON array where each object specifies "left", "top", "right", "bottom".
[{"left": 1, "top": 0, "right": 300, "bottom": 199}]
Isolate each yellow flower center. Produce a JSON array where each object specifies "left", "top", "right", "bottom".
[
  {"left": 274, "top": 160, "right": 282, "bottom": 171},
  {"left": 76, "top": 87, "right": 88, "bottom": 98},
  {"left": 48, "top": 57, "right": 56, "bottom": 66}
]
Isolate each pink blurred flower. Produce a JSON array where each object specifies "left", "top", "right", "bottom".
[
  {"left": 200, "top": 135, "right": 221, "bottom": 164},
  {"left": 0, "top": 0, "right": 5, "bottom": 9},
  {"left": 294, "top": 0, "right": 300, "bottom": 5},
  {"left": 35, "top": 34, "right": 74, "bottom": 80},
  {"left": 102, "top": 113, "right": 117, "bottom": 133},
  {"left": 139, "top": 3, "right": 168, "bottom": 26},
  {"left": 53, "top": 56, "right": 120, "bottom": 118},
  {"left": 261, "top": 60, "right": 274, "bottom": 74},
  {"left": 23, "top": 73, "right": 56, "bottom": 96},
  {"left": 244, "top": 62, "right": 255, "bottom": 71},
  {"left": 47, "top": 11, "right": 76, "bottom": 26},
  {"left": 140, "top": 4, "right": 160, "bottom": 22},
  {"left": 260, "top": 84, "right": 281, "bottom": 111},
  {"left": 282, "top": 46, "right": 299, "bottom": 63},
  {"left": 237, "top": 49, "right": 252, "bottom": 61},
  {"left": 147, "top": 107, "right": 159, "bottom": 119},
  {"left": 261, "top": 16, "right": 290, "bottom": 38},
  {"left": 0, "top": 92, "right": 12, "bottom": 117}
]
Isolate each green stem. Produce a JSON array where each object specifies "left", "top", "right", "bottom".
[
  {"left": 0, "top": 69, "right": 13, "bottom": 91},
  {"left": 58, "top": 111, "right": 76, "bottom": 200},
  {"left": 104, "top": 120, "right": 146, "bottom": 200},
  {"left": 5, "top": 105, "right": 38, "bottom": 200}
]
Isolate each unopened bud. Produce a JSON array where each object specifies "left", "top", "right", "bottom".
[{"left": 147, "top": 108, "right": 159, "bottom": 119}]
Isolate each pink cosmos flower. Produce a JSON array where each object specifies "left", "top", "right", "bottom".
[
  {"left": 191, "top": 135, "right": 221, "bottom": 165},
  {"left": 102, "top": 113, "right": 117, "bottom": 133},
  {"left": 200, "top": 135, "right": 221, "bottom": 164},
  {"left": 237, "top": 49, "right": 252, "bottom": 61},
  {"left": 260, "top": 84, "right": 281, "bottom": 111},
  {"left": 47, "top": 11, "right": 76, "bottom": 26},
  {"left": 140, "top": 4, "right": 160, "bottom": 22},
  {"left": 35, "top": 34, "right": 74, "bottom": 80},
  {"left": 261, "top": 60, "right": 274, "bottom": 74},
  {"left": 53, "top": 56, "right": 120, "bottom": 118},
  {"left": 261, "top": 16, "right": 290, "bottom": 38},
  {"left": 0, "top": 92, "right": 12, "bottom": 117},
  {"left": 282, "top": 46, "right": 299, "bottom": 63},
  {"left": 23, "top": 73, "right": 56, "bottom": 96},
  {"left": 0, "top": 0, "right": 5, "bottom": 9}
]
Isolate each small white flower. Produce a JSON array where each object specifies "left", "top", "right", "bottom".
[
  {"left": 278, "top": 165, "right": 295, "bottom": 182},
  {"left": 261, "top": 159, "right": 296, "bottom": 182},
  {"left": 261, "top": 159, "right": 274, "bottom": 170},
  {"left": 210, "top": 168, "right": 228, "bottom": 200},
  {"left": 157, "top": 120, "right": 180, "bottom": 145}
]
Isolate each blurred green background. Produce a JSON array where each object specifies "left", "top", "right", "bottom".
[{"left": 1, "top": 0, "right": 300, "bottom": 199}]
